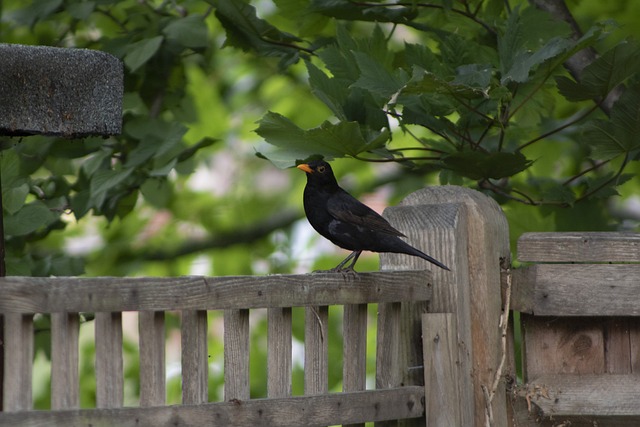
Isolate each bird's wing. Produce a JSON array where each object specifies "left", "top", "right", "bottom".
[{"left": 327, "top": 190, "right": 406, "bottom": 237}]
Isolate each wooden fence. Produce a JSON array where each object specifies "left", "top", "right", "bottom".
[
  {"left": 509, "top": 232, "right": 640, "bottom": 427},
  {"left": 0, "top": 187, "right": 510, "bottom": 426},
  {"left": 4, "top": 186, "right": 637, "bottom": 426}
]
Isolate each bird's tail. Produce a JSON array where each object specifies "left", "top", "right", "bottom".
[
  {"left": 413, "top": 248, "right": 450, "bottom": 271},
  {"left": 392, "top": 239, "right": 451, "bottom": 271}
]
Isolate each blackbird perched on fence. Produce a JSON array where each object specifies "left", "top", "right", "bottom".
[{"left": 297, "top": 160, "right": 450, "bottom": 272}]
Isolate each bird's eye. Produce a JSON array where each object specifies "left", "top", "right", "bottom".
[{"left": 317, "top": 165, "right": 325, "bottom": 173}]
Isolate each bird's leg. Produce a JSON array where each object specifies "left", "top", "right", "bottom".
[
  {"left": 311, "top": 250, "right": 362, "bottom": 274},
  {"left": 332, "top": 250, "right": 362, "bottom": 272}
]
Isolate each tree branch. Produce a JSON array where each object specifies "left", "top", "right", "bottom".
[
  {"left": 119, "top": 209, "right": 301, "bottom": 262},
  {"left": 529, "top": 0, "right": 623, "bottom": 115}
]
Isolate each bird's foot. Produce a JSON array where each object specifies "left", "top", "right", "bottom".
[{"left": 311, "top": 266, "right": 359, "bottom": 278}]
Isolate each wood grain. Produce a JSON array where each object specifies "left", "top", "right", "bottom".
[
  {"left": 181, "top": 310, "right": 208, "bottom": 404},
  {"left": 3, "top": 313, "right": 33, "bottom": 411},
  {"left": 342, "top": 304, "right": 367, "bottom": 427},
  {"left": 51, "top": 313, "right": 79, "bottom": 409},
  {"left": 304, "top": 306, "right": 328, "bottom": 396},
  {"left": 0, "top": 387, "right": 425, "bottom": 427},
  {"left": 386, "top": 185, "right": 511, "bottom": 427},
  {"left": 95, "top": 312, "right": 123, "bottom": 408},
  {"left": 521, "top": 315, "right": 606, "bottom": 380},
  {"left": 0, "top": 271, "right": 431, "bottom": 314},
  {"left": 512, "top": 264, "right": 640, "bottom": 316},
  {"left": 139, "top": 311, "right": 165, "bottom": 407},
  {"left": 375, "top": 302, "right": 401, "bottom": 390},
  {"left": 267, "top": 307, "right": 292, "bottom": 398},
  {"left": 422, "top": 313, "right": 460, "bottom": 427},
  {"left": 224, "top": 309, "right": 250, "bottom": 401},
  {"left": 518, "top": 232, "right": 640, "bottom": 262},
  {"left": 529, "top": 374, "right": 640, "bottom": 417},
  {"left": 381, "top": 201, "right": 468, "bottom": 427}
]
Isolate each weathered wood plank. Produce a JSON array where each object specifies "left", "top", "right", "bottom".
[
  {"left": 95, "top": 312, "right": 123, "bottom": 408},
  {"left": 224, "top": 309, "right": 250, "bottom": 401},
  {"left": 509, "top": 393, "right": 640, "bottom": 427},
  {"left": 0, "top": 271, "right": 431, "bottom": 314},
  {"left": 304, "top": 306, "right": 328, "bottom": 395},
  {"left": 3, "top": 313, "right": 33, "bottom": 411},
  {"left": 604, "top": 318, "right": 632, "bottom": 374},
  {"left": 384, "top": 189, "right": 494, "bottom": 427},
  {"left": 512, "top": 264, "right": 640, "bottom": 316},
  {"left": 139, "top": 311, "right": 165, "bottom": 407},
  {"left": 518, "top": 232, "right": 640, "bottom": 262},
  {"left": 51, "top": 313, "right": 79, "bottom": 409},
  {"left": 521, "top": 315, "right": 606, "bottom": 380},
  {"left": 375, "top": 302, "right": 401, "bottom": 389},
  {"left": 181, "top": 310, "right": 208, "bottom": 404},
  {"left": 528, "top": 374, "right": 640, "bottom": 418},
  {"left": 631, "top": 318, "right": 640, "bottom": 373},
  {"left": 422, "top": 313, "right": 460, "bottom": 427},
  {"left": 267, "top": 307, "right": 292, "bottom": 398},
  {"left": 343, "top": 304, "right": 367, "bottom": 427},
  {"left": 343, "top": 304, "right": 367, "bottom": 391},
  {"left": 0, "top": 387, "right": 425, "bottom": 427}
]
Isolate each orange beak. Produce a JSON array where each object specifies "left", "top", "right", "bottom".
[{"left": 296, "top": 163, "right": 313, "bottom": 173}]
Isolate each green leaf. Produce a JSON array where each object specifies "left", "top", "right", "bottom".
[
  {"left": 163, "top": 15, "right": 209, "bottom": 49},
  {"left": 210, "top": 0, "right": 303, "bottom": 63},
  {"left": 11, "top": 0, "right": 63, "bottom": 27},
  {"left": 502, "top": 37, "right": 572, "bottom": 84},
  {"left": 351, "top": 51, "right": 408, "bottom": 101},
  {"left": 124, "top": 36, "right": 164, "bottom": 72},
  {"left": 3, "top": 182, "right": 29, "bottom": 215},
  {"left": 67, "top": 1, "right": 95, "bottom": 20},
  {"left": 141, "top": 179, "right": 172, "bottom": 208},
  {"left": 402, "top": 67, "right": 486, "bottom": 99},
  {"left": 4, "top": 201, "right": 58, "bottom": 237},
  {"left": 306, "top": 61, "right": 348, "bottom": 120},
  {"left": 90, "top": 168, "right": 134, "bottom": 208},
  {"left": 255, "top": 112, "right": 371, "bottom": 167},
  {"left": 443, "top": 151, "right": 533, "bottom": 180},
  {"left": 582, "top": 83, "right": 640, "bottom": 159},
  {"left": 557, "top": 40, "right": 640, "bottom": 101}
]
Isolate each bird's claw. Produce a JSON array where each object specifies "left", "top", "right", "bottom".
[{"left": 311, "top": 267, "right": 359, "bottom": 278}]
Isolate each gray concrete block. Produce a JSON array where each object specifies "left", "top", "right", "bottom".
[{"left": 0, "top": 43, "right": 123, "bottom": 137}]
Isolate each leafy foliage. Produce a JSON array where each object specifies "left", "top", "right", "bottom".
[{"left": 206, "top": 0, "right": 640, "bottom": 209}]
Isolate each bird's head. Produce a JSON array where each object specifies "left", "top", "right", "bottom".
[{"left": 296, "top": 160, "right": 338, "bottom": 187}]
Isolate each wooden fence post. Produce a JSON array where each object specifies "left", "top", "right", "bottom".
[{"left": 380, "top": 186, "right": 510, "bottom": 427}]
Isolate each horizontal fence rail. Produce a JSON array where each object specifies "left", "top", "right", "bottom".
[
  {"left": 0, "top": 387, "right": 425, "bottom": 427},
  {"left": 0, "top": 271, "right": 430, "bottom": 313}
]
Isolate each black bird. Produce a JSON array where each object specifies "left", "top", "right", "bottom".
[{"left": 297, "top": 160, "right": 450, "bottom": 272}]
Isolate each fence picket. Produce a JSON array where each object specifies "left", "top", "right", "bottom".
[
  {"left": 3, "top": 313, "right": 33, "bottom": 411},
  {"left": 181, "top": 310, "right": 208, "bottom": 404},
  {"left": 343, "top": 303, "right": 367, "bottom": 427},
  {"left": 95, "top": 312, "right": 123, "bottom": 408},
  {"left": 267, "top": 307, "right": 292, "bottom": 397},
  {"left": 138, "top": 311, "right": 165, "bottom": 406},
  {"left": 304, "top": 306, "right": 328, "bottom": 395},
  {"left": 422, "top": 313, "right": 460, "bottom": 427},
  {"left": 51, "top": 313, "right": 79, "bottom": 409},
  {"left": 224, "top": 309, "right": 250, "bottom": 400}
]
